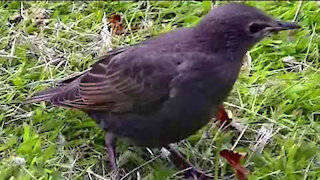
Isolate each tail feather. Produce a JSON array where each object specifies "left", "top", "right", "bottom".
[{"left": 25, "top": 87, "right": 62, "bottom": 104}]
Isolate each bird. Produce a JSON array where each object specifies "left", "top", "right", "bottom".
[{"left": 25, "top": 3, "right": 300, "bottom": 179}]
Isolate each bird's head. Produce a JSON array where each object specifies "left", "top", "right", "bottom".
[{"left": 196, "top": 3, "right": 300, "bottom": 59}]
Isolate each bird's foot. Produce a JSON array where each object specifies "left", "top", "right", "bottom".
[
  {"left": 184, "top": 167, "right": 213, "bottom": 180},
  {"left": 165, "top": 144, "right": 213, "bottom": 180}
]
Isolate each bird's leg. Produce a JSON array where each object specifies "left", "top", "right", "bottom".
[
  {"left": 105, "top": 133, "right": 119, "bottom": 179},
  {"left": 165, "top": 144, "right": 213, "bottom": 180}
]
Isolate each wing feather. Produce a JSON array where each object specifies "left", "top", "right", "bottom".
[{"left": 50, "top": 47, "right": 178, "bottom": 112}]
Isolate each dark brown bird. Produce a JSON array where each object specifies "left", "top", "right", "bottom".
[{"left": 26, "top": 3, "right": 300, "bottom": 179}]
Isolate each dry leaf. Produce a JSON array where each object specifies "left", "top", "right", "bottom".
[
  {"left": 242, "top": 52, "right": 252, "bottom": 76},
  {"left": 109, "top": 13, "right": 125, "bottom": 35},
  {"left": 32, "top": 8, "right": 49, "bottom": 26},
  {"left": 215, "top": 106, "right": 232, "bottom": 128},
  {"left": 220, "top": 149, "right": 250, "bottom": 180},
  {"left": 100, "top": 12, "right": 112, "bottom": 54}
]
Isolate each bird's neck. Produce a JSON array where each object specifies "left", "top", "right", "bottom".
[{"left": 191, "top": 25, "right": 248, "bottom": 62}]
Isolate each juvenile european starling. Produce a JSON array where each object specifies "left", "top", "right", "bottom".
[{"left": 26, "top": 3, "right": 300, "bottom": 179}]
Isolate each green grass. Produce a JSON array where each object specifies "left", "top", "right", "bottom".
[{"left": 1, "top": 1, "right": 320, "bottom": 180}]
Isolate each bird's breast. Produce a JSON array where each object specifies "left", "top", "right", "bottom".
[{"left": 95, "top": 87, "right": 221, "bottom": 147}]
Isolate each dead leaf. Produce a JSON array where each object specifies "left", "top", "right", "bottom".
[
  {"left": 109, "top": 13, "right": 125, "bottom": 35},
  {"left": 242, "top": 52, "right": 252, "bottom": 76},
  {"left": 32, "top": 8, "right": 49, "bottom": 26},
  {"left": 282, "top": 56, "right": 306, "bottom": 72},
  {"left": 214, "top": 106, "right": 232, "bottom": 128},
  {"left": 100, "top": 12, "right": 112, "bottom": 54},
  {"left": 220, "top": 149, "right": 250, "bottom": 180}
]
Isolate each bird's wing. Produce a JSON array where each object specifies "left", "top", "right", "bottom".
[
  {"left": 57, "top": 47, "right": 127, "bottom": 86},
  {"left": 50, "top": 46, "right": 180, "bottom": 112},
  {"left": 24, "top": 47, "right": 127, "bottom": 104}
]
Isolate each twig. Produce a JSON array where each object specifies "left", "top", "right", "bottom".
[{"left": 231, "top": 125, "right": 248, "bottom": 150}]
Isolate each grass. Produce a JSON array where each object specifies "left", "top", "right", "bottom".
[{"left": 0, "top": 1, "right": 320, "bottom": 180}]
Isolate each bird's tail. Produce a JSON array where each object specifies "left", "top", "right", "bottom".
[{"left": 25, "top": 87, "right": 61, "bottom": 104}]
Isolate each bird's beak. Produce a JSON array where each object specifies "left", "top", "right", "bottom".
[
  {"left": 267, "top": 21, "right": 301, "bottom": 32},
  {"left": 277, "top": 21, "right": 301, "bottom": 30}
]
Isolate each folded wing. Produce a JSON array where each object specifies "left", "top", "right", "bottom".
[{"left": 49, "top": 46, "right": 179, "bottom": 113}]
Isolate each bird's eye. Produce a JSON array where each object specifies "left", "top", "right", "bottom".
[{"left": 248, "top": 23, "right": 269, "bottom": 34}]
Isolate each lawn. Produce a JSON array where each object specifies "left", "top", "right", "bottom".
[{"left": 0, "top": 1, "right": 320, "bottom": 180}]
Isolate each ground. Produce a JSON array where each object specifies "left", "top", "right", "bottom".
[{"left": 0, "top": 1, "right": 320, "bottom": 180}]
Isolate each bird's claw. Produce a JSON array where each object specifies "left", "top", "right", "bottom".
[{"left": 184, "top": 167, "right": 213, "bottom": 180}]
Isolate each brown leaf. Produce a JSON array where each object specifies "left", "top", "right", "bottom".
[
  {"left": 220, "top": 149, "right": 250, "bottom": 180},
  {"left": 32, "top": 8, "right": 49, "bottom": 26},
  {"left": 109, "top": 13, "right": 125, "bottom": 35},
  {"left": 214, "top": 106, "right": 232, "bottom": 128}
]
